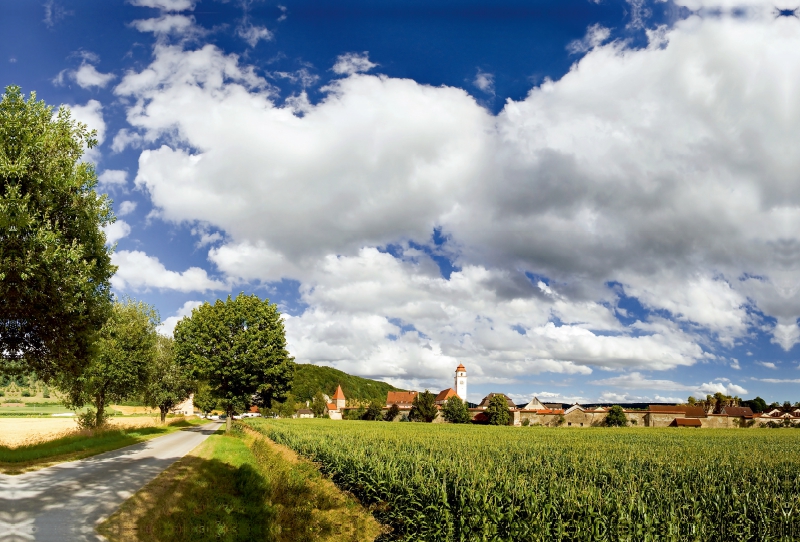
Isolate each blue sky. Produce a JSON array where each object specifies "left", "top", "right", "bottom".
[{"left": 3, "top": 0, "right": 799, "bottom": 405}]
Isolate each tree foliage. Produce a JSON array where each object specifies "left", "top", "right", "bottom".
[
  {"left": 742, "top": 396, "right": 768, "bottom": 413},
  {"left": 384, "top": 403, "right": 400, "bottom": 422},
  {"left": 0, "top": 86, "right": 116, "bottom": 381},
  {"left": 363, "top": 400, "right": 383, "bottom": 421},
  {"left": 605, "top": 405, "right": 628, "bottom": 427},
  {"left": 486, "top": 394, "right": 510, "bottom": 426},
  {"left": 442, "top": 395, "right": 471, "bottom": 424},
  {"left": 409, "top": 390, "right": 438, "bottom": 422},
  {"left": 61, "top": 298, "right": 157, "bottom": 427},
  {"left": 143, "top": 335, "right": 193, "bottom": 423},
  {"left": 174, "top": 293, "right": 294, "bottom": 431},
  {"left": 311, "top": 390, "right": 327, "bottom": 418},
  {"left": 193, "top": 381, "right": 217, "bottom": 416}
]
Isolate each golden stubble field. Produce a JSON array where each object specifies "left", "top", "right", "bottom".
[{"left": 0, "top": 416, "right": 164, "bottom": 447}]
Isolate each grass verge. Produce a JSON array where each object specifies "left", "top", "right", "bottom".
[
  {"left": 0, "top": 418, "right": 207, "bottom": 474},
  {"left": 98, "top": 424, "right": 382, "bottom": 542}
]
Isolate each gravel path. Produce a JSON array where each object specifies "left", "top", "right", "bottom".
[{"left": 0, "top": 422, "right": 222, "bottom": 541}]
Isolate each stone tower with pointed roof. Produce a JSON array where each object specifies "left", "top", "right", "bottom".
[
  {"left": 454, "top": 363, "right": 467, "bottom": 402},
  {"left": 332, "top": 384, "right": 346, "bottom": 409}
]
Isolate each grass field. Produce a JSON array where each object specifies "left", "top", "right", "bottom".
[
  {"left": 99, "top": 425, "right": 381, "bottom": 542},
  {"left": 248, "top": 419, "right": 800, "bottom": 541},
  {"left": 0, "top": 418, "right": 207, "bottom": 474}
]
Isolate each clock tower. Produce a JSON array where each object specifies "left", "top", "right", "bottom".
[{"left": 454, "top": 363, "right": 467, "bottom": 402}]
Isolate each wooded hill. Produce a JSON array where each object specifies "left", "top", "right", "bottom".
[{"left": 290, "top": 364, "right": 404, "bottom": 405}]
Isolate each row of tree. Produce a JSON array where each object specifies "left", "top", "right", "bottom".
[
  {"left": 687, "top": 393, "right": 797, "bottom": 414},
  {"left": 62, "top": 294, "right": 294, "bottom": 431},
  {"left": 0, "top": 87, "right": 294, "bottom": 430}
]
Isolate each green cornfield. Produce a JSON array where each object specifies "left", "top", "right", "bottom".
[{"left": 246, "top": 419, "right": 800, "bottom": 541}]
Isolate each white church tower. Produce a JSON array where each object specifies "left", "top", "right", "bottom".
[{"left": 454, "top": 363, "right": 467, "bottom": 402}]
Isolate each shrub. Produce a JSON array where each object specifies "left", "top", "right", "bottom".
[
  {"left": 76, "top": 408, "right": 110, "bottom": 430},
  {"left": 521, "top": 418, "right": 530, "bottom": 427},
  {"left": 21, "top": 390, "right": 31, "bottom": 397}
]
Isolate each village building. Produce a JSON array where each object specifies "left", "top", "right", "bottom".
[
  {"left": 172, "top": 393, "right": 194, "bottom": 416},
  {"left": 434, "top": 388, "right": 457, "bottom": 405},
  {"left": 476, "top": 393, "right": 515, "bottom": 409},
  {"left": 311, "top": 363, "right": 798, "bottom": 428},
  {"left": 386, "top": 391, "right": 418, "bottom": 409},
  {"left": 332, "top": 385, "right": 346, "bottom": 409},
  {"left": 297, "top": 408, "right": 314, "bottom": 419},
  {"left": 455, "top": 363, "right": 467, "bottom": 401}
]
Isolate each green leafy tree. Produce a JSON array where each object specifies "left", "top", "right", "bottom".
[
  {"left": 143, "top": 335, "right": 193, "bottom": 423},
  {"left": 384, "top": 403, "right": 400, "bottom": 421},
  {"left": 442, "top": 395, "right": 471, "bottom": 424},
  {"left": 362, "top": 400, "right": 383, "bottom": 421},
  {"left": 61, "top": 299, "right": 158, "bottom": 427},
  {"left": 409, "top": 390, "right": 438, "bottom": 422},
  {"left": 0, "top": 86, "right": 116, "bottom": 382},
  {"left": 174, "top": 293, "right": 294, "bottom": 431},
  {"left": 193, "top": 381, "right": 217, "bottom": 416},
  {"left": 486, "top": 394, "right": 510, "bottom": 426},
  {"left": 742, "top": 396, "right": 767, "bottom": 413},
  {"left": 311, "top": 390, "right": 327, "bottom": 418},
  {"left": 605, "top": 405, "right": 628, "bottom": 427}
]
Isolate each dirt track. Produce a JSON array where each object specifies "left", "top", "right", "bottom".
[{"left": 0, "top": 417, "right": 164, "bottom": 447}]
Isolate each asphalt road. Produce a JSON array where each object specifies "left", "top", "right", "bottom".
[{"left": 0, "top": 422, "right": 222, "bottom": 542}]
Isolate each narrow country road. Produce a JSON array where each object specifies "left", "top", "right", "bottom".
[{"left": 0, "top": 422, "right": 222, "bottom": 542}]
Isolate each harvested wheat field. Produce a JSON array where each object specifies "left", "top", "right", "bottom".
[{"left": 0, "top": 416, "right": 164, "bottom": 447}]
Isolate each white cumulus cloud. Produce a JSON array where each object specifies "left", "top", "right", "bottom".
[
  {"left": 158, "top": 300, "right": 204, "bottom": 336},
  {"left": 111, "top": 250, "right": 226, "bottom": 292},
  {"left": 332, "top": 52, "right": 377, "bottom": 75}
]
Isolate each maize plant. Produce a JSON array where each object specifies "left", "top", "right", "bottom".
[{"left": 246, "top": 419, "right": 800, "bottom": 542}]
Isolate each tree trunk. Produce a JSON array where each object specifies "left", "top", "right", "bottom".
[
  {"left": 160, "top": 406, "right": 167, "bottom": 424},
  {"left": 227, "top": 407, "right": 232, "bottom": 432},
  {"left": 95, "top": 397, "right": 105, "bottom": 428}
]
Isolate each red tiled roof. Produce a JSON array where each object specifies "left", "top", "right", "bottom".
[
  {"left": 435, "top": 388, "right": 457, "bottom": 402},
  {"left": 387, "top": 391, "right": 418, "bottom": 405},
  {"left": 332, "top": 385, "right": 345, "bottom": 400},
  {"left": 722, "top": 406, "right": 754, "bottom": 417},
  {"left": 326, "top": 403, "right": 338, "bottom": 411},
  {"left": 674, "top": 418, "right": 702, "bottom": 427},
  {"left": 456, "top": 363, "right": 466, "bottom": 371}
]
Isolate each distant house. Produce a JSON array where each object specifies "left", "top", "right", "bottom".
[
  {"left": 386, "top": 391, "right": 418, "bottom": 408},
  {"left": 171, "top": 393, "right": 194, "bottom": 416},
  {"left": 297, "top": 408, "right": 314, "bottom": 418},
  {"left": 477, "top": 393, "right": 515, "bottom": 409},
  {"left": 434, "top": 388, "right": 458, "bottom": 405}
]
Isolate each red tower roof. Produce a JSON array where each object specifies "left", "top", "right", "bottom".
[
  {"left": 456, "top": 363, "right": 466, "bottom": 372},
  {"left": 332, "top": 385, "right": 345, "bottom": 400}
]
